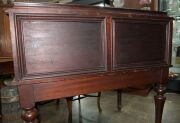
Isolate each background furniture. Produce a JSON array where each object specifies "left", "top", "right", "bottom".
[
  {"left": 159, "top": 0, "right": 180, "bottom": 93},
  {"left": 168, "top": 74, "right": 180, "bottom": 93},
  {"left": 67, "top": 93, "right": 102, "bottom": 114},
  {"left": 5, "top": 2, "right": 173, "bottom": 123},
  {"left": 0, "top": 5, "right": 14, "bottom": 117},
  {"left": 0, "top": 57, "right": 14, "bottom": 77},
  {"left": 0, "top": 5, "right": 12, "bottom": 58},
  {"left": 66, "top": 89, "right": 122, "bottom": 116}
]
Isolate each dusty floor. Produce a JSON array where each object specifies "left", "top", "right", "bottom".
[
  {"left": 37, "top": 91, "right": 180, "bottom": 123},
  {"left": 1, "top": 91, "right": 180, "bottom": 123}
]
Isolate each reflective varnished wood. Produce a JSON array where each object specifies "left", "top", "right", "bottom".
[
  {"left": 0, "top": 6, "right": 12, "bottom": 57},
  {"left": 7, "top": 2, "right": 173, "bottom": 123}
]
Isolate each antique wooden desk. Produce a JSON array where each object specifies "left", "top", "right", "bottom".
[{"left": 7, "top": 2, "right": 173, "bottom": 123}]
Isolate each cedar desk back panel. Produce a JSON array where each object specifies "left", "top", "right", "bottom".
[{"left": 7, "top": 2, "right": 173, "bottom": 123}]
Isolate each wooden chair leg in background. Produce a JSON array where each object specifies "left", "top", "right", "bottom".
[
  {"left": 78, "top": 95, "right": 80, "bottom": 103},
  {"left": 97, "top": 92, "right": 102, "bottom": 112},
  {"left": 117, "top": 89, "right": 122, "bottom": 111},
  {"left": 66, "top": 97, "right": 73, "bottom": 115},
  {"left": 82, "top": 92, "right": 102, "bottom": 112},
  {"left": 66, "top": 92, "right": 102, "bottom": 115},
  {"left": 66, "top": 97, "right": 73, "bottom": 123}
]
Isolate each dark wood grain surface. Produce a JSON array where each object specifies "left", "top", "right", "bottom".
[
  {"left": 22, "top": 17, "right": 106, "bottom": 76},
  {"left": 113, "top": 19, "right": 167, "bottom": 69}
]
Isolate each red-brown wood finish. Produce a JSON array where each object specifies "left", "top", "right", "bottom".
[
  {"left": 0, "top": 5, "right": 14, "bottom": 78},
  {"left": 6, "top": 2, "right": 173, "bottom": 123},
  {"left": 0, "top": 6, "right": 12, "bottom": 57}
]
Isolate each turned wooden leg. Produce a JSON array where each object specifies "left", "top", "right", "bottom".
[
  {"left": 154, "top": 84, "right": 166, "bottom": 123},
  {"left": 117, "top": 89, "right": 122, "bottom": 111},
  {"left": 97, "top": 92, "right": 102, "bottom": 112},
  {"left": 18, "top": 85, "right": 39, "bottom": 123},
  {"left": 22, "top": 107, "right": 39, "bottom": 123}
]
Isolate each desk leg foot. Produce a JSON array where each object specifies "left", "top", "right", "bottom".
[
  {"left": 154, "top": 84, "right": 166, "bottom": 123},
  {"left": 22, "top": 107, "right": 39, "bottom": 123}
]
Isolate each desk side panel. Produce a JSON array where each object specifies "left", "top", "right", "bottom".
[
  {"left": 113, "top": 18, "right": 169, "bottom": 69},
  {"left": 14, "top": 15, "right": 107, "bottom": 80}
]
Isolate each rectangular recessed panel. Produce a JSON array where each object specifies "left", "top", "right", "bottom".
[
  {"left": 113, "top": 19, "right": 167, "bottom": 69},
  {"left": 19, "top": 17, "right": 106, "bottom": 77}
]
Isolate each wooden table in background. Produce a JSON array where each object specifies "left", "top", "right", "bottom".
[
  {"left": 0, "top": 57, "right": 13, "bottom": 77},
  {"left": 0, "top": 57, "right": 14, "bottom": 120}
]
